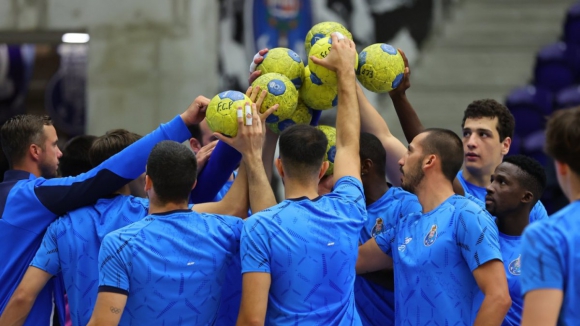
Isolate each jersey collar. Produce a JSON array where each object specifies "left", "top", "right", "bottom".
[{"left": 3, "top": 170, "right": 34, "bottom": 182}]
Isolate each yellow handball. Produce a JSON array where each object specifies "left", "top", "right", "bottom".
[
  {"left": 206, "top": 91, "right": 253, "bottom": 137},
  {"left": 299, "top": 66, "right": 338, "bottom": 111},
  {"left": 256, "top": 47, "right": 305, "bottom": 89},
  {"left": 251, "top": 72, "right": 298, "bottom": 124},
  {"left": 266, "top": 99, "right": 313, "bottom": 134},
  {"left": 316, "top": 125, "right": 337, "bottom": 176},
  {"left": 308, "top": 35, "right": 358, "bottom": 86},
  {"left": 304, "top": 21, "right": 353, "bottom": 57},
  {"left": 357, "top": 43, "right": 405, "bottom": 93}
]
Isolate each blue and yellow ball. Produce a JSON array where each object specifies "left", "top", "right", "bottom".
[{"left": 206, "top": 91, "right": 253, "bottom": 137}]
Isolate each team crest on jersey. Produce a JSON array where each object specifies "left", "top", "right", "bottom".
[
  {"left": 508, "top": 255, "right": 521, "bottom": 275},
  {"left": 423, "top": 224, "right": 438, "bottom": 246},
  {"left": 371, "top": 217, "right": 384, "bottom": 237}
]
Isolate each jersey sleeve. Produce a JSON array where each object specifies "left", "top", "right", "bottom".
[
  {"left": 520, "top": 222, "right": 565, "bottom": 294},
  {"left": 97, "top": 232, "right": 131, "bottom": 295},
  {"left": 29, "top": 220, "right": 63, "bottom": 276},
  {"left": 331, "top": 176, "right": 366, "bottom": 223},
  {"left": 189, "top": 141, "right": 241, "bottom": 204},
  {"left": 33, "top": 115, "right": 191, "bottom": 217},
  {"left": 374, "top": 226, "right": 396, "bottom": 257},
  {"left": 456, "top": 208, "right": 502, "bottom": 271},
  {"left": 529, "top": 200, "right": 548, "bottom": 223},
  {"left": 240, "top": 216, "right": 271, "bottom": 274}
]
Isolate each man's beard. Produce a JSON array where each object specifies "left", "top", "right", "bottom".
[
  {"left": 40, "top": 161, "right": 58, "bottom": 179},
  {"left": 401, "top": 163, "right": 424, "bottom": 194}
]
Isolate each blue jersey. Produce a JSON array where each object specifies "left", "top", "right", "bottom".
[
  {"left": 375, "top": 195, "right": 502, "bottom": 325},
  {"left": 496, "top": 233, "right": 523, "bottom": 326},
  {"left": 521, "top": 200, "right": 580, "bottom": 325},
  {"left": 98, "top": 210, "right": 243, "bottom": 325},
  {"left": 355, "top": 187, "right": 421, "bottom": 326},
  {"left": 0, "top": 115, "right": 190, "bottom": 326},
  {"left": 30, "top": 195, "right": 148, "bottom": 326},
  {"left": 215, "top": 250, "right": 242, "bottom": 326},
  {"left": 456, "top": 170, "right": 548, "bottom": 223},
  {"left": 241, "top": 176, "right": 366, "bottom": 325}
]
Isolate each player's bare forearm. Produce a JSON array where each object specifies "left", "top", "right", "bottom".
[
  {"left": 336, "top": 69, "right": 360, "bottom": 150},
  {"left": 244, "top": 154, "right": 277, "bottom": 212},
  {"left": 0, "top": 293, "right": 33, "bottom": 326},
  {"left": 194, "top": 161, "right": 249, "bottom": 217},
  {"left": 473, "top": 294, "right": 511, "bottom": 326},
  {"left": 262, "top": 129, "right": 279, "bottom": 183},
  {"left": 357, "top": 84, "right": 405, "bottom": 185},
  {"left": 390, "top": 93, "right": 424, "bottom": 143}
]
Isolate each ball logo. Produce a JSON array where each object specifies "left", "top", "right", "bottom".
[
  {"left": 327, "top": 145, "right": 336, "bottom": 163},
  {"left": 219, "top": 90, "right": 245, "bottom": 101},
  {"left": 311, "top": 33, "right": 325, "bottom": 46},
  {"left": 380, "top": 44, "right": 397, "bottom": 55},
  {"left": 288, "top": 49, "right": 301, "bottom": 63},
  {"left": 371, "top": 217, "right": 384, "bottom": 237},
  {"left": 267, "top": 79, "right": 286, "bottom": 96},
  {"left": 508, "top": 255, "right": 521, "bottom": 276},
  {"left": 423, "top": 224, "right": 438, "bottom": 247}
]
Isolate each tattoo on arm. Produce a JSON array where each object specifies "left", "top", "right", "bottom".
[{"left": 110, "top": 306, "right": 122, "bottom": 314}]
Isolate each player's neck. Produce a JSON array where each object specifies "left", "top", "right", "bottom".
[
  {"left": 495, "top": 208, "right": 530, "bottom": 236},
  {"left": 568, "top": 173, "right": 580, "bottom": 202},
  {"left": 364, "top": 178, "right": 389, "bottom": 206},
  {"left": 416, "top": 178, "right": 455, "bottom": 213},
  {"left": 113, "top": 185, "right": 131, "bottom": 196},
  {"left": 284, "top": 178, "right": 320, "bottom": 200},
  {"left": 462, "top": 168, "right": 491, "bottom": 188},
  {"left": 148, "top": 198, "right": 189, "bottom": 215}
]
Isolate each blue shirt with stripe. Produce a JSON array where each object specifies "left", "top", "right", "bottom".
[
  {"left": 375, "top": 194, "right": 502, "bottom": 326},
  {"left": 98, "top": 210, "right": 243, "bottom": 325},
  {"left": 0, "top": 115, "right": 191, "bottom": 326},
  {"left": 355, "top": 187, "right": 421, "bottom": 326},
  {"left": 30, "top": 195, "right": 148, "bottom": 326},
  {"left": 521, "top": 200, "right": 580, "bottom": 325},
  {"left": 240, "top": 176, "right": 367, "bottom": 326}
]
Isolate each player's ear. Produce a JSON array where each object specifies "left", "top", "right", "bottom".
[
  {"left": 319, "top": 161, "right": 330, "bottom": 179},
  {"left": 361, "top": 158, "right": 372, "bottom": 176},
  {"left": 29, "top": 143, "right": 41, "bottom": 162},
  {"left": 191, "top": 179, "right": 197, "bottom": 191},
  {"left": 144, "top": 174, "right": 153, "bottom": 192},
  {"left": 501, "top": 136, "right": 511, "bottom": 156},
  {"left": 189, "top": 138, "right": 202, "bottom": 153},
  {"left": 521, "top": 190, "right": 534, "bottom": 204},
  {"left": 275, "top": 158, "right": 285, "bottom": 178},
  {"left": 554, "top": 160, "right": 568, "bottom": 177},
  {"left": 423, "top": 154, "right": 436, "bottom": 169}
]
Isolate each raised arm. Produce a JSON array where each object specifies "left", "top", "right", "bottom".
[
  {"left": 388, "top": 50, "right": 424, "bottom": 144},
  {"left": 311, "top": 33, "right": 360, "bottom": 182},
  {"left": 357, "top": 84, "right": 406, "bottom": 186},
  {"left": 27, "top": 97, "right": 209, "bottom": 219}
]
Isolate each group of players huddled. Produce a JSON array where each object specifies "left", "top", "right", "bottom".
[{"left": 1, "top": 27, "right": 579, "bottom": 326}]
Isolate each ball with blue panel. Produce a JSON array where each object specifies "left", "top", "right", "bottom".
[
  {"left": 267, "top": 99, "right": 313, "bottom": 134},
  {"left": 316, "top": 125, "right": 337, "bottom": 176},
  {"left": 251, "top": 72, "right": 298, "bottom": 123},
  {"left": 256, "top": 47, "right": 305, "bottom": 89},
  {"left": 299, "top": 66, "right": 338, "bottom": 110},
  {"left": 206, "top": 91, "right": 253, "bottom": 137},
  {"left": 356, "top": 43, "right": 405, "bottom": 93},
  {"left": 308, "top": 36, "right": 359, "bottom": 86},
  {"left": 304, "top": 21, "right": 353, "bottom": 58}
]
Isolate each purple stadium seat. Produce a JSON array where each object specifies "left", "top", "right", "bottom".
[
  {"left": 555, "top": 84, "right": 580, "bottom": 110},
  {"left": 564, "top": 2, "right": 580, "bottom": 45},
  {"left": 534, "top": 42, "right": 575, "bottom": 92},
  {"left": 521, "top": 130, "right": 548, "bottom": 166},
  {"left": 509, "top": 133, "right": 522, "bottom": 155},
  {"left": 506, "top": 85, "right": 554, "bottom": 115}
]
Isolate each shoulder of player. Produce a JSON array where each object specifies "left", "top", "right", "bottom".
[
  {"left": 199, "top": 213, "right": 244, "bottom": 232},
  {"left": 104, "top": 216, "right": 155, "bottom": 245},
  {"left": 522, "top": 215, "right": 567, "bottom": 245}
]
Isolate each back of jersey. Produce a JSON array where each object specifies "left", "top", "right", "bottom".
[{"left": 241, "top": 176, "right": 366, "bottom": 326}]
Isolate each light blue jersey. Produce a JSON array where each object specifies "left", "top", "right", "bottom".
[
  {"left": 498, "top": 233, "right": 523, "bottom": 326},
  {"left": 521, "top": 200, "right": 580, "bottom": 325},
  {"left": 355, "top": 187, "right": 421, "bottom": 326},
  {"left": 375, "top": 195, "right": 502, "bottom": 325},
  {"left": 241, "top": 176, "right": 366, "bottom": 325},
  {"left": 456, "top": 170, "right": 547, "bottom": 223},
  {"left": 98, "top": 210, "right": 243, "bottom": 325},
  {"left": 30, "top": 195, "right": 148, "bottom": 326}
]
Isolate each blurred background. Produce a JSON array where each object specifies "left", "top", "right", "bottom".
[{"left": 0, "top": 0, "right": 577, "bottom": 212}]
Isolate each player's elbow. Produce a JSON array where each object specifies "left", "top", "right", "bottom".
[
  {"left": 237, "top": 315, "right": 264, "bottom": 326},
  {"left": 10, "top": 287, "right": 36, "bottom": 307},
  {"left": 489, "top": 289, "right": 512, "bottom": 314}
]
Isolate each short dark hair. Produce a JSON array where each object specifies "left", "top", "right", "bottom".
[
  {"left": 503, "top": 155, "right": 546, "bottom": 203},
  {"left": 279, "top": 124, "right": 328, "bottom": 179},
  {"left": 59, "top": 135, "right": 98, "bottom": 176},
  {"left": 147, "top": 141, "right": 197, "bottom": 204},
  {"left": 420, "top": 128, "right": 464, "bottom": 182},
  {"left": 462, "top": 99, "right": 515, "bottom": 142},
  {"left": 0, "top": 115, "right": 53, "bottom": 166},
  {"left": 188, "top": 124, "right": 202, "bottom": 144},
  {"left": 544, "top": 106, "right": 580, "bottom": 175},
  {"left": 89, "top": 129, "right": 142, "bottom": 167},
  {"left": 360, "top": 132, "right": 386, "bottom": 176}
]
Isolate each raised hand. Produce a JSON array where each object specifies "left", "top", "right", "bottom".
[
  {"left": 195, "top": 140, "right": 218, "bottom": 172},
  {"left": 309, "top": 33, "right": 356, "bottom": 73},
  {"left": 245, "top": 85, "right": 279, "bottom": 132},
  {"left": 389, "top": 49, "right": 411, "bottom": 97},
  {"left": 181, "top": 95, "right": 211, "bottom": 126},
  {"left": 248, "top": 48, "right": 269, "bottom": 86}
]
